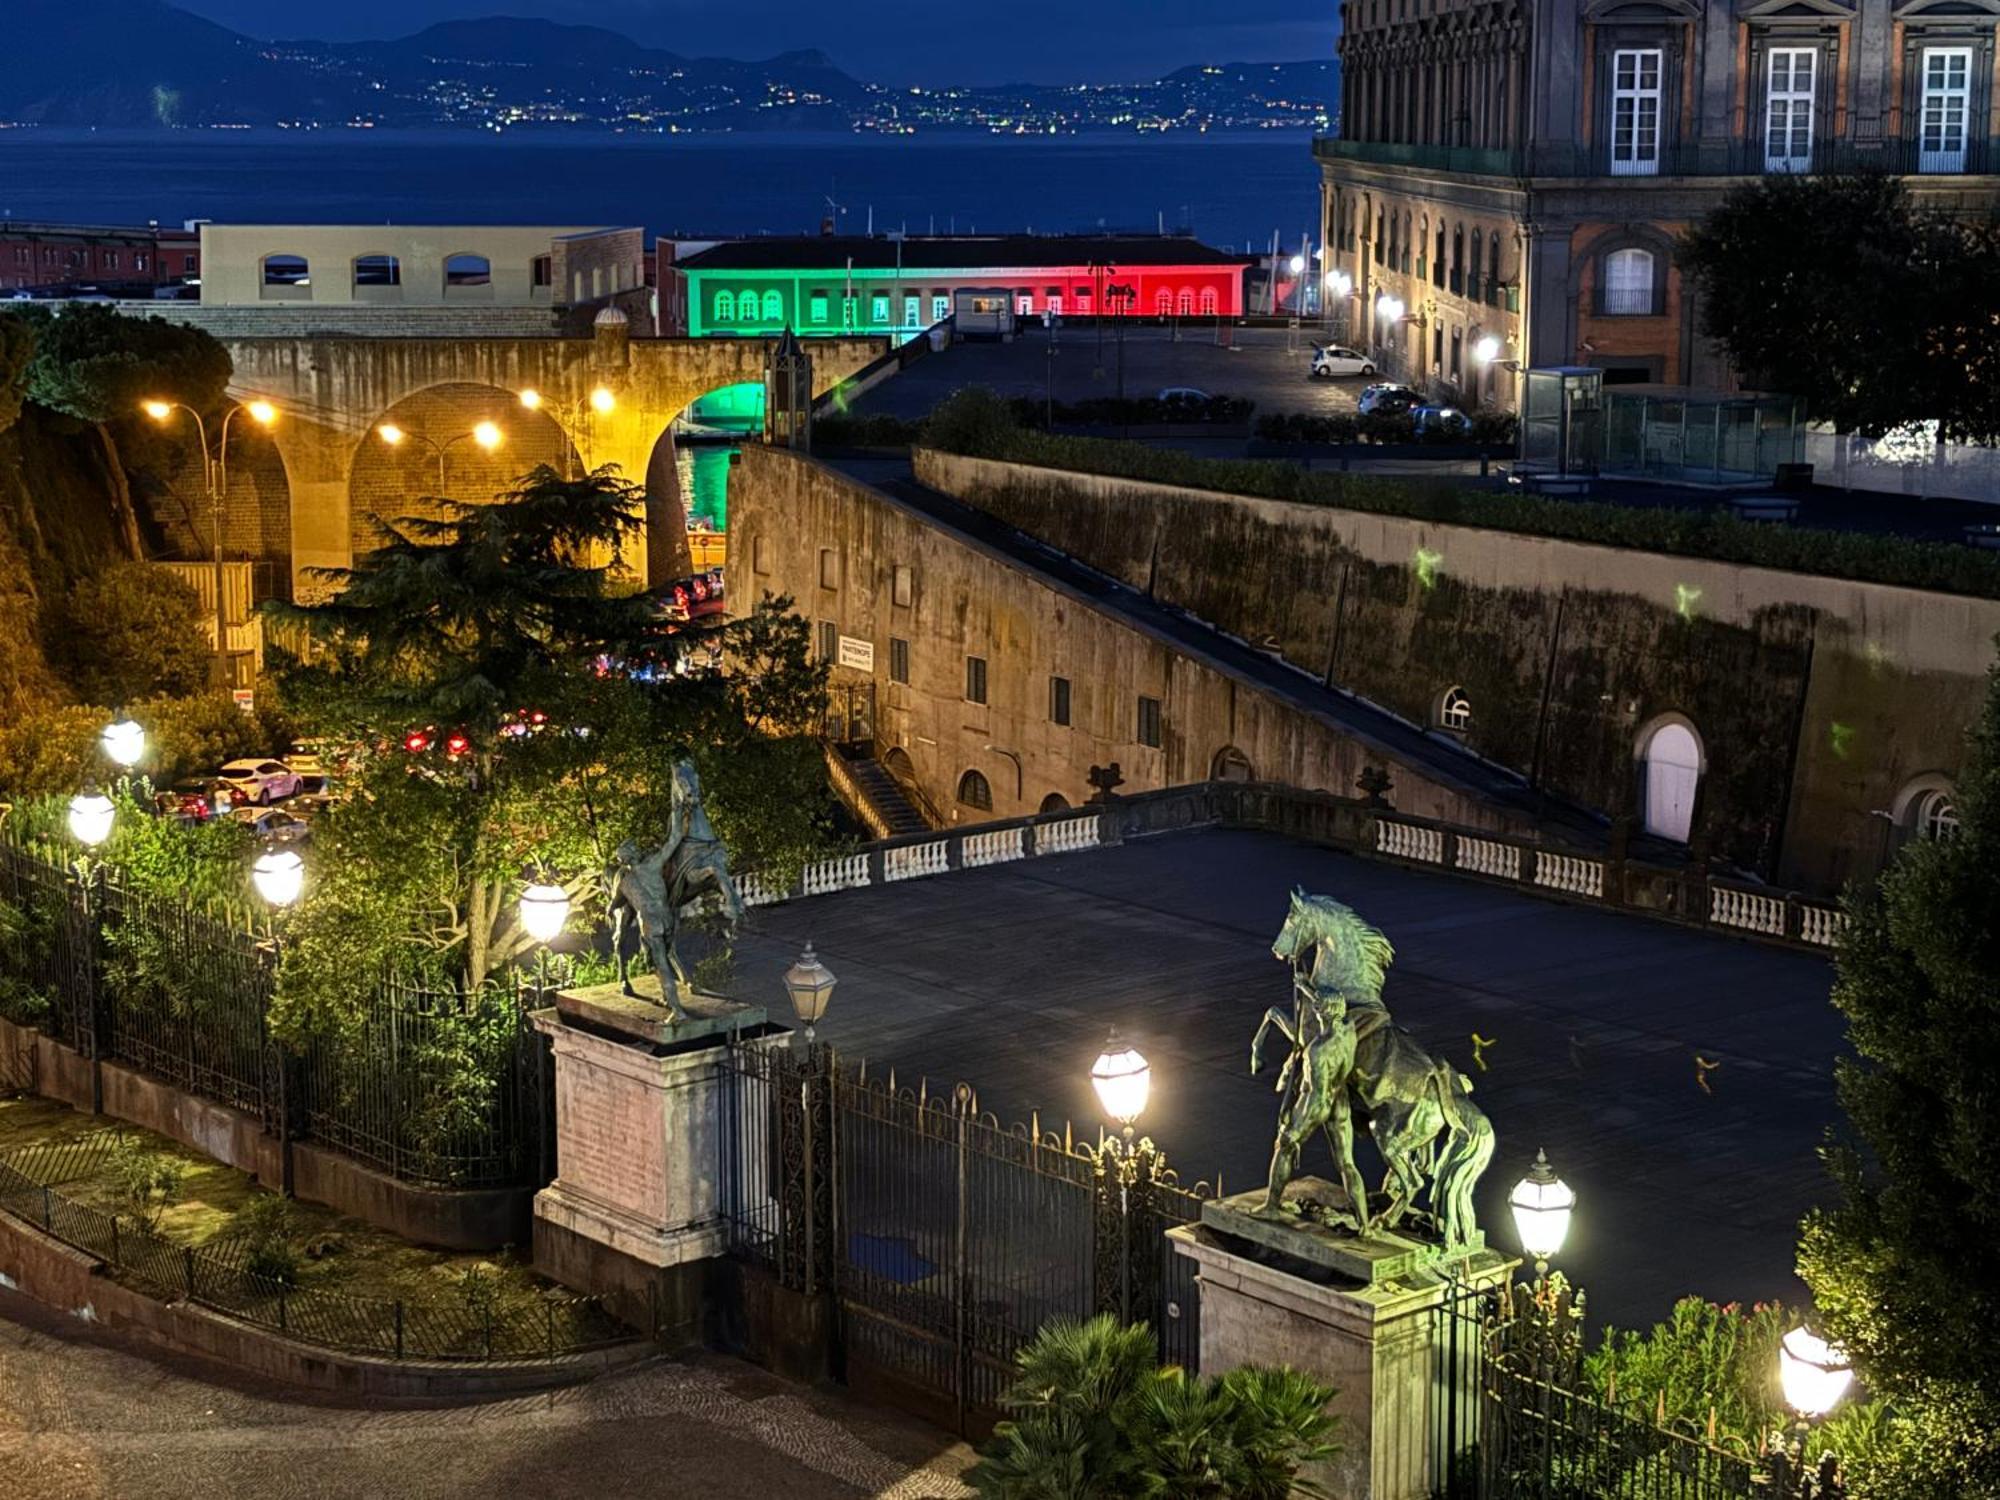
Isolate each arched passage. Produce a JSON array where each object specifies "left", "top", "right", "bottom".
[
  {"left": 346, "top": 381, "right": 579, "bottom": 559},
  {"left": 1636, "top": 715, "right": 1703, "bottom": 842},
  {"left": 643, "top": 378, "right": 770, "bottom": 592}
]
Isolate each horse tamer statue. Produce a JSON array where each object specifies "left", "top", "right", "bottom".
[
  {"left": 607, "top": 759, "right": 745, "bottom": 1022},
  {"left": 1251, "top": 886, "right": 1494, "bottom": 1249}
]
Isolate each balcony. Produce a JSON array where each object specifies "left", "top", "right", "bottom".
[{"left": 1314, "top": 133, "right": 1992, "bottom": 180}]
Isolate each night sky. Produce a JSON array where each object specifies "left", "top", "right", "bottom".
[{"left": 172, "top": 0, "right": 1336, "bottom": 87}]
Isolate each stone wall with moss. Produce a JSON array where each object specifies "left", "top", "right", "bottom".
[{"left": 914, "top": 449, "right": 1998, "bottom": 892}]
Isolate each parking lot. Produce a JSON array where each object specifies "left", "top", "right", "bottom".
[{"left": 850, "top": 321, "right": 1370, "bottom": 423}]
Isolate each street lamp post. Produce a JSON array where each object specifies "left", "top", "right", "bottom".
[
  {"left": 66, "top": 784, "right": 115, "bottom": 1111},
  {"left": 783, "top": 943, "right": 837, "bottom": 1048},
  {"left": 376, "top": 420, "right": 504, "bottom": 498},
  {"left": 250, "top": 840, "right": 305, "bottom": 1191},
  {"left": 1325, "top": 270, "right": 1353, "bottom": 342},
  {"left": 1508, "top": 1147, "right": 1575, "bottom": 1277},
  {"left": 518, "top": 876, "right": 571, "bottom": 998},
  {"left": 1089, "top": 1028, "right": 1154, "bottom": 1323},
  {"left": 142, "top": 398, "right": 278, "bottom": 689},
  {"left": 1770, "top": 1328, "right": 1852, "bottom": 1498}
]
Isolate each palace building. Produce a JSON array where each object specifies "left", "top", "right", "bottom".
[
  {"left": 1317, "top": 0, "right": 2000, "bottom": 405},
  {"left": 667, "top": 234, "right": 1252, "bottom": 339}
]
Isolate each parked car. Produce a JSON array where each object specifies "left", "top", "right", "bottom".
[
  {"left": 155, "top": 779, "right": 223, "bottom": 823},
  {"left": 1155, "top": 386, "right": 1212, "bottom": 404},
  {"left": 1310, "top": 346, "right": 1376, "bottom": 378},
  {"left": 1357, "top": 382, "right": 1421, "bottom": 416},
  {"left": 1413, "top": 404, "right": 1470, "bottom": 436},
  {"left": 230, "top": 806, "right": 311, "bottom": 843},
  {"left": 216, "top": 758, "right": 305, "bottom": 805}
]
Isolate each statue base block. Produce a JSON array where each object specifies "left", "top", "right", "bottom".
[
  {"left": 1200, "top": 1179, "right": 1485, "bottom": 1285},
  {"left": 554, "top": 979, "right": 767, "bottom": 1050}
]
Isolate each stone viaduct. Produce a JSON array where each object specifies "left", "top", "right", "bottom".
[{"left": 212, "top": 320, "right": 885, "bottom": 596}]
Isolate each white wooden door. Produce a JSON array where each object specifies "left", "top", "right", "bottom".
[{"left": 1643, "top": 723, "right": 1701, "bottom": 842}]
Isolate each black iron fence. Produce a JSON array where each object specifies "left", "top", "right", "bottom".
[
  {"left": 718, "top": 1041, "right": 1210, "bottom": 1434},
  {"left": 0, "top": 1138, "right": 621, "bottom": 1361},
  {"left": 0, "top": 840, "right": 550, "bottom": 1194}
]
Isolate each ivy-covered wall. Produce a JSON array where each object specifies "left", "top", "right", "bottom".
[{"left": 915, "top": 450, "right": 1998, "bottom": 892}]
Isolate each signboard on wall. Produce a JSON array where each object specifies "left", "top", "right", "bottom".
[
  {"left": 837, "top": 636, "right": 875, "bottom": 673},
  {"left": 231, "top": 688, "right": 255, "bottom": 716}
]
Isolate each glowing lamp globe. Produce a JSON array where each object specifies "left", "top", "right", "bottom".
[
  {"left": 1090, "top": 1030, "right": 1150, "bottom": 1128},
  {"left": 518, "top": 881, "right": 571, "bottom": 945},
  {"left": 590, "top": 386, "right": 617, "bottom": 415},
  {"left": 67, "top": 791, "right": 115, "bottom": 848},
  {"left": 251, "top": 846, "right": 305, "bottom": 909},
  {"left": 472, "top": 421, "right": 503, "bottom": 451},
  {"left": 517, "top": 388, "right": 544, "bottom": 411},
  {"left": 377, "top": 423, "right": 406, "bottom": 446},
  {"left": 1779, "top": 1327, "right": 1853, "bottom": 1418},
  {"left": 1509, "top": 1148, "right": 1575, "bottom": 1263},
  {"left": 100, "top": 717, "right": 145, "bottom": 769},
  {"left": 142, "top": 400, "right": 174, "bottom": 421},
  {"left": 246, "top": 400, "right": 278, "bottom": 426},
  {"left": 783, "top": 943, "right": 837, "bottom": 1030},
  {"left": 1288, "top": 254, "right": 1305, "bottom": 274}
]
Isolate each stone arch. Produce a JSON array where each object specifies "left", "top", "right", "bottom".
[
  {"left": 957, "top": 769, "right": 993, "bottom": 813},
  {"left": 1210, "top": 746, "right": 1254, "bottom": 781},
  {"left": 1039, "top": 792, "right": 1071, "bottom": 813},
  {"left": 346, "top": 381, "right": 579, "bottom": 559},
  {"left": 1634, "top": 712, "right": 1704, "bottom": 842},
  {"left": 643, "top": 377, "right": 770, "bottom": 586}
]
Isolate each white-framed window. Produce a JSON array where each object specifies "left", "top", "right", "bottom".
[
  {"left": 903, "top": 294, "right": 919, "bottom": 327},
  {"left": 871, "top": 293, "right": 889, "bottom": 324},
  {"left": 761, "top": 289, "right": 782, "bottom": 320},
  {"left": 1610, "top": 48, "right": 1664, "bottom": 176},
  {"left": 1177, "top": 288, "right": 1195, "bottom": 316},
  {"left": 1437, "top": 686, "right": 1472, "bottom": 733},
  {"left": 1048, "top": 294, "right": 1063, "bottom": 316},
  {"left": 809, "top": 293, "right": 828, "bottom": 324},
  {"left": 1016, "top": 292, "right": 1033, "bottom": 315},
  {"left": 1919, "top": 47, "right": 1972, "bottom": 173},
  {"left": 1603, "top": 248, "right": 1655, "bottom": 315},
  {"left": 1155, "top": 288, "right": 1173, "bottom": 315},
  {"left": 1199, "top": 288, "right": 1218, "bottom": 316},
  {"left": 1917, "top": 789, "right": 1960, "bottom": 840},
  {"left": 1765, "top": 48, "right": 1816, "bottom": 173},
  {"left": 931, "top": 295, "right": 949, "bottom": 322},
  {"left": 714, "top": 289, "right": 736, "bottom": 321}
]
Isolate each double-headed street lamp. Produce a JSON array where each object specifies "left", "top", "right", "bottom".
[
  {"left": 142, "top": 397, "right": 279, "bottom": 689},
  {"left": 517, "top": 386, "right": 615, "bottom": 476},
  {"left": 376, "top": 420, "right": 504, "bottom": 497}
]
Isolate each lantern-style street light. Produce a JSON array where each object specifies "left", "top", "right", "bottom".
[
  {"left": 67, "top": 788, "right": 115, "bottom": 850},
  {"left": 251, "top": 845, "right": 305, "bottom": 910},
  {"left": 1090, "top": 1028, "right": 1151, "bottom": 1142},
  {"left": 100, "top": 716, "right": 145, "bottom": 771},
  {"left": 518, "top": 877, "right": 571, "bottom": 995},
  {"left": 1768, "top": 1326, "right": 1852, "bottom": 1497},
  {"left": 142, "top": 396, "right": 279, "bottom": 688},
  {"left": 1509, "top": 1147, "right": 1575, "bottom": 1276},
  {"left": 783, "top": 943, "right": 837, "bottom": 1045},
  {"left": 1087, "top": 1027, "right": 1158, "bottom": 1325}
]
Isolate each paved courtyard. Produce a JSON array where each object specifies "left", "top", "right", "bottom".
[
  {"left": 0, "top": 1290, "right": 974, "bottom": 1500},
  {"left": 736, "top": 828, "right": 1844, "bottom": 1334}
]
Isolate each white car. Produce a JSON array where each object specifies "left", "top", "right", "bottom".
[
  {"left": 1310, "top": 346, "right": 1376, "bottom": 378},
  {"left": 230, "top": 806, "right": 311, "bottom": 843},
  {"left": 217, "top": 758, "right": 305, "bottom": 805}
]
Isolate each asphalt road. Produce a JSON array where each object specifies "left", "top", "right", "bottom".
[
  {"left": 735, "top": 828, "right": 1844, "bottom": 1337},
  {"left": 0, "top": 1290, "right": 975, "bottom": 1500}
]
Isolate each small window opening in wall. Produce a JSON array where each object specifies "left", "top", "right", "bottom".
[
  {"left": 818, "top": 548, "right": 838, "bottom": 590},
  {"left": 354, "top": 254, "right": 400, "bottom": 287},
  {"left": 444, "top": 253, "right": 492, "bottom": 288},
  {"left": 892, "top": 565, "right": 913, "bottom": 607},
  {"left": 1918, "top": 789, "right": 1959, "bottom": 840},
  {"left": 957, "top": 769, "right": 993, "bottom": 812},
  {"left": 1437, "top": 686, "right": 1472, "bottom": 733},
  {"left": 817, "top": 620, "right": 837, "bottom": 662},
  {"left": 1039, "top": 792, "right": 1070, "bottom": 814},
  {"left": 889, "top": 637, "right": 910, "bottom": 684},
  {"left": 965, "top": 655, "right": 988, "bottom": 705},
  {"left": 1050, "top": 675, "right": 1072, "bottom": 726},
  {"left": 263, "top": 254, "right": 309, "bottom": 287},
  {"left": 531, "top": 255, "right": 552, "bottom": 288},
  {"left": 1137, "top": 695, "right": 1163, "bottom": 749}
]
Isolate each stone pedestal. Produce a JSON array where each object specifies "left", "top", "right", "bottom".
[
  {"left": 531, "top": 980, "right": 776, "bottom": 1338},
  {"left": 1171, "top": 1183, "right": 1515, "bottom": 1500}
]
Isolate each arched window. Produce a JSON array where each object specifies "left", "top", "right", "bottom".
[
  {"left": 1177, "top": 288, "right": 1195, "bottom": 316},
  {"left": 1401, "top": 211, "right": 1413, "bottom": 272},
  {"left": 1039, "top": 792, "right": 1071, "bottom": 814},
  {"left": 1917, "top": 788, "right": 1960, "bottom": 840},
  {"left": 761, "top": 289, "right": 782, "bottom": 321},
  {"left": 1470, "top": 230, "right": 1483, "bottom": 292},
  {"left": 1604, "top": 248, "right": 1656, "bottom": 315},
  {"left": 1436, "top": 686, "right": 1472, "bottom": 733},
  {"left": 1156, "top": 288, "right": 1173, "bottom": 315},
  {"left": 957, "top": 769, "right": 993, "bottom": 812},
  {"left": 1211, "top": 746, "right": 1255, "bottom": 782},
  {"left": 1434, "top": 224, "right": 1446, "bottom": 286},
  {"left": 714, "top": 289, "right": 737, "bottom": 321},
  {"left": 1489, "top": 234, "right": 1502, "bottom": 294},
  {"left": 1199, "top": 287, "right": 1217, "bottom": 316},
  {"left": 1638, "top": 717, "right": 1703, "bottom": 842},
  {"left": 262, "top": 254, "right": 309, "bottom": 287},
  {"left": 444, "top": 253, "right": 492, "bottom": 288},
  {"left": 353, "top": 253, "right": 400, "bottom": 287}
]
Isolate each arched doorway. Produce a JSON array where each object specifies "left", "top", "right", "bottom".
[
  {"left": 1039, "top": 792, "right": 1071, "bottom": 814},
  {"left": 1210, "top": 747, "right": 1254, "bottom": 782},
  {"left": 957, "top": 769, "right": 993, "bottom": 813},
  {"left": 1638, "top": 717, "right": 1702, "bottom": 842}
]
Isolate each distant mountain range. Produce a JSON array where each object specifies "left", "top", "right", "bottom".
[{"left": 1, "top": 0, "right": 1337, "bottom": 133}]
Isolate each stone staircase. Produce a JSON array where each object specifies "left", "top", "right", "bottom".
[{"left": 831, "top": 751, "right": 933, "bottom": 838}]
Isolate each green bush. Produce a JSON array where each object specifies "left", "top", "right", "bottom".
[
  {"left": 923, "top": 397, "right": 2000, "bottom": 601},
  {"left": 232, "top": 1194, "right": 302, "bottom": 1286},
  {"left": 57, "top": 564, "right": 208, "bottom": 705},
  {"left": 968, "top": 1313, "right": 1339, "bottom": 1499},
  {"left": 108, "top": 1136, "right": 185, "bottom": 1230}
]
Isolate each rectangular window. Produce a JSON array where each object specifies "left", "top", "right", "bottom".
[
  {"left": 818, "top": 548, "right": 838, "bottom": 590},
  {"left": 184, "top": 254, "right": 196, "bottom": 273},
  {"left": 870, "top": 293, "right": 889, "bottom": 324},
  {"left": 965, "top": 655, "right": 988, "bottom": 705},
  {"left": 1919, "top": 47, "right": 1972, "bottom": 173},
  {"left": 532, "top": 255, "right": 552, "bottom": 287},
  {"left": 892, "top": 564, "right": 913, "bottom": 608},
  {"left": 1050, "top": 675, "right": 1072, "bottom": 726},
  {"left": 752, "top": 535, "right": 770, "bottom": 575},
  {"left": 1610, "top": 48, "right": 1663, "bottom": 176},
  {"left": 903, "top": 294, "right": 919, "bottom": 326},
  {"left": 134, "top": 253, "right": 147, "bottom": 270},
  {"left": 1016, "top": 292, "right": 1033, "bottom": 315},
  {"left": 890, "top": 637, "right": 910, "bottom": 685},
  {"left": 818, "top": 620, "right": 838, "bottom": 662},
  {"left": 1765, "top": 48, "right": 1816, "bottom": 173},
  {"left": 1137, "top": 695, "right": 1163, "bottom": 749},
  {"left": 104, "top": 252, "right": 119, "bottom": 270},
  {"left": 1048, "top": 294, "right": 1063, "bottom": 315},
  {"left": 931, "top": 295, "right": 949, "bottom": 322},
  {"left": 809, "top": 293, "right": 828, "bottom": 324}
]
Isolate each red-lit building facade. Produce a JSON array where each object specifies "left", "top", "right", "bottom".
[
  {"left": 668, "top": 235, "right": 1252, "bottom": 337},
  {"left": 0, "top": 222, "right": 201, "bottom": 294}
]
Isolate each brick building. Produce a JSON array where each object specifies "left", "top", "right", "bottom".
[
  {"left": 0, "top": 222, "right": 199, "bottom": 294},
  {"left": 1316, "top": 0, "right": 2000, "bottom": 405}
]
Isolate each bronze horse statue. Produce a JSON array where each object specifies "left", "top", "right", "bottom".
[
  {"left": 1255, "top": 887, "right": 1494, "bottom": 1248},
  {"left": 607, "top": 760, "right": 745, "bottom": 1021}
]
